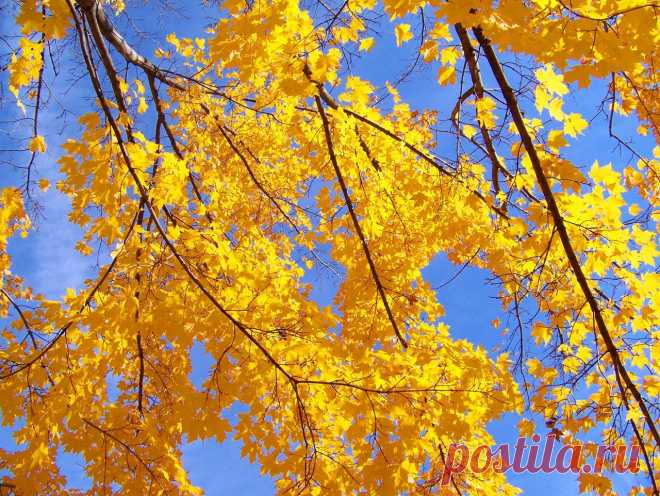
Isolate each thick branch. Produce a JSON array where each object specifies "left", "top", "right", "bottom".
[
  {"left": 76, "top": 0, "right": 185, "bottom": 90},
  {"left": 473, "top": 26, "right": 660, "bottom": 451}
]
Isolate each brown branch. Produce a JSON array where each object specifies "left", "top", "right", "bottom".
[
  {"left": 136, "top": 331, "right": 145, "bottom": 415},
  {"left": 0, "top": 206, "right": 140, "bottom": 382},
  {"left": 0, "top": 323, "right": 72, "bottom": 381},
  {"left": 608, "top": 73, "right": 653, "bottom": 168},
  {"left": 24, "top": 23, "right": 46, "bottom": 198},
  {"left": 356, "top": 131, "right": 381, "bottom": 172},
  {"left": 450, "top": 86, "right": 475, "bottom": 127},
  {"left": 1, "top": 289, "right": 55, "bottom": 386},
  {"left": 307, "top": 69, "right": 510, "bottom": 220},
  {"left": 76, "top": 0, "right": 185, "bottom": 90},
  {"left": 84, "top": 208, "right": 140, "bottom": 308},
  {"left": 2, "top": 289, "right": 40, "bottom": 350},
  {"left": 146, "top": 73, "right": 214, "bottom": 225},
  {"left": 296, "top": 378, "right": 505, "bottom": 400},
  {"left": 68, "top": 0, "right": 298, "bottom": 391},
  {"left": 314, "top": 95, "right": 408, "bottom": 349},
  {"left": 454, "top": 24, "right": 506, "bottom": 199},
  {"left": 556, "top": 0, "right": 659, "bottom": 22},
  {"left": 473, "top": 26, "right": 660, "bottom": 453},
  {"left": 82, "top": 418, "right": 159, "bottom": 483},
  {"left": 69, "top": 7, "right": 323, "bottom": 467},
  {"left": 216, "top": 122, "right": 301, "bottom": 233},
  {"left": 620, "top": 71, "right": 660, "bottom": 139}
]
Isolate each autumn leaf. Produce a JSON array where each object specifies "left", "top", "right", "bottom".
[
  {"left": 29, "top": 135, "right": 46, "bottom": 154},
  {"left": 394, "top": 23, "right": 413, "bottom": 46},
  {"left": 564, "top": 112, "right": 588, "bottom": 137},
  {"left": 359, "top": 37, "right": 374, "bottom": 52}
]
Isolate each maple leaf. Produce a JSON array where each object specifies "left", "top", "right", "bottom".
[
  {"left": 394, "top": 23, "right": 413, "bottom": 46},
  {"left": 28, "top": 135, "right": 46, "bottom": 154}
]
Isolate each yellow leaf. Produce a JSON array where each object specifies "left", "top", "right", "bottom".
[
  {"left": 429, "top": 22, "right": 452, "bottom": 41},
  {"left": 475, "top": 97, "right": 497, "bottom": 129},
  {"left": 118, "top": 77, "right": 129, "bottom": 95},
  {"left": 564, "top": 113, "right": 588, "bottom": 137},
  {"left": 394, "top": 24, "right": 413, "bottom": 47},
  {"left": 340, "top": 76, "right": 374, "bottom": 106},
  {"left": 137, "top": 96, "right": 148, "bottom": 114},
  {"left": 30, "top": 442, "right": 49, "bottom": 468},
  {"left": 420, "top": 40, "right": 438, "bottom": 62},
  {"left": 308, "top": 48, "right": 342, "bottom": 83},
  {"left": 359, "top": 37, "right": 374, "bottom": 52},
  {"left": 29, "top": 135, "right": 46, "bottom": 154},
  {"left": 166, "top": 32, "right": 180, "bottom": 50},
  {"left": 463, "top": 124, "right": 477, "bottom": 139},
  {"left": 535, "top": 64, "right": 568, "bottom": 96},
  {"left": 440, "top": 47, "right": 460, "bottom": 66},
  {"left": 437, "top": 65, "right": 455, "bottom": 86},
  {"left": 38, "top": 178, "right": 50, "bottom": 192},
  {"left": 547, "top": 130, "right": 568, "bottom": 152},
  {"left": 531, "top": 322, "right": 552, "bottom": 345}
]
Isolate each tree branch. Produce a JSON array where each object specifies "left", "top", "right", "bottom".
[
  {"left": 473, "top": 25, "right": 660, "bottom": 453},
  {"left": 314, "top": 95, "right": 408, "bottom": 349}
]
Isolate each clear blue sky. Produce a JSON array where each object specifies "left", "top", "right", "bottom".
[{"left": 0, "top": 1, "right": 653, "bottom": 493}]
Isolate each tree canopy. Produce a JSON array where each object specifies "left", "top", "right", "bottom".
[{"left": 1, "top": 0, "right": 658, "bottom": 494}]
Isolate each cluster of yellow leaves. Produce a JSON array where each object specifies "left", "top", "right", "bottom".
[
  {"left": 8, "top": 38, "right": 43, "bottom": 113},
  {"left": 0, "top": 189, "right": 31, "bottom": 292}
]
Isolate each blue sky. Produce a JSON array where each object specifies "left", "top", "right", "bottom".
[{"left": 0, "top": 1, "right": 654, "bottom": 494}]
